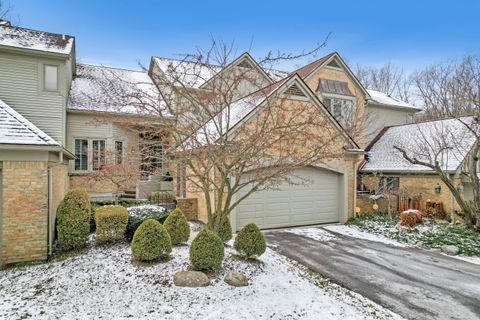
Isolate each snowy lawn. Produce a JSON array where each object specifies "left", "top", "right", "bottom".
[
  {"left": 0, "top": 223, "right": 402, "bottom": 320},
  {"left": 336, "top": 213, "right": 480, "bottom": 263}
]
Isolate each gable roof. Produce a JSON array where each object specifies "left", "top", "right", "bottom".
[
  {"left": 68, "top": 64, "right": 167, "bottom": 116},
  {"left": 361, "top": 117, "right": 477, "bottom": 173},
  {"left": 289, "top": 53, "right": 336, "bottom": 78},
  {"left": 367, "top": 89, "right": 420, "bottom": 111},
  {"left": 0, "top": 99, "right": 59, "bottom": 146},
  {"left": 151, "top": 54, "right": 288, "bottom": 89},
  {"left": 182, "top": 73, "right": 359, "bottom": 150},
  {"left": 0, "top": 22, "right": 74, "bottom": 56}
]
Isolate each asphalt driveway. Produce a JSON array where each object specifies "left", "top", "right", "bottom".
[{"left": 265, "top": 226, "right": 480, "bottom": 320}]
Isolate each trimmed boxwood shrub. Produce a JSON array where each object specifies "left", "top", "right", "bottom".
[
  {"left": 189, "top": 229, "right": 224, "bottom": 270},
  {"left": 163, "top": 208, "right": 190, "bottom": 245},
  {"left": 126, "top": 205, "right": 169, "bottom": 240},
  {"left": 56, "top": 188, "right": 91, "bottom": 249},
  {"left": 234, "top": 223, "right": 266, "bottom": 258},
  {"left": 208, "top": 214, "right": 232, "bottom": 243},
  {"left": 131, "top": 219, "right": 172, "bottom": 261},
  {"left": 95, "top": 205, "right": 129, "bottom": 243}
]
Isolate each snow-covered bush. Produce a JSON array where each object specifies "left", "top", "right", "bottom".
[
  {"left": 131, "top": 219, "right": 172, "bottom": 261},
  {"left": 163, "top": 208, "right": 190, "bottom": 245},
  {"left": 126, "top": 205, "right": 168, "bottom": 240},
  {"left": 189, "top": 229, "right": 224, "bottom": 270},
  {"left": 56, "top": 188, "right": 91, "bottom": 250},
  {"left": 234, "top": 223, "right": 266, "bottom": 259},
  {"left": 95, "top": 205, "right": 129, "bottom": 243}
]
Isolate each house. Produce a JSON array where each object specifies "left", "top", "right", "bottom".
[
  {"left": 358, "top": 117, "right": 478, "bottom": 214},
  {"left": 0, "top": 20, "right": 419, "bottom": 265}
]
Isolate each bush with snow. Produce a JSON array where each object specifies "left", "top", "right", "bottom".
[
  {"left": 234, "top": 223, "right": 266, "bottom": 259},
  {"left": 126, "top": 205, "right": 168, "bottom": 240},
  {"left": 56, "top": 188, "right": 91, "bottom": 249},
  {"left": 131, "top": 219, "right": 172, "bottom": 261},
  {"left": 189, "top": 229, "right": 224, "bottom": 270},
  {"left": 95, "top": 205, "right": 129, "bottom": 243},
  {"left": 163, "top": 208, "right": 190, "bottom": 245}
]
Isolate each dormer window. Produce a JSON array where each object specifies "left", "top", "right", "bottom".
[
  {"left": 323, "top": 97, "right": 355, "bottom": 123},
  {"left": 44, "top": 65, "right": 58, "bottom": 91}
]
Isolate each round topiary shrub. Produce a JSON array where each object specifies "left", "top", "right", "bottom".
[
  {"left": 189, "top": 229, "right": 224, "bottom": 270},
  {"left": 208, "top": 214, "right": 232, "bottom": 243},
  {"left": 131, "top": 219, "right": 172, "bottom": 261},
  {"left": 56, "top": 188, "right": 91, "bottom": 249},
  {"left": 95, "top": 205, "right": 129, "bottom": 243},
  {"left": 163, "top": 208, "right": 190, "bottom": 245},
  {"left": 234, "top": 223, "right": 266, "bottom": 258},
  {"left": 126, "top": 205, "right": 169, "bottom": 240}
]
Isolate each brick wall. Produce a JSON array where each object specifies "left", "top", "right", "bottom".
[
  {"left": 1, "top": 161, "right": 49, "bottom": 266},
  {"left": 176, "top": 198, "right": 198, "bottom": 221}
]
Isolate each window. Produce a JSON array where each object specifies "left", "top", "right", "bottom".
[
  {"left": 92, "top": 140, "right": 106, "bottom": 170},
  {"left": 44, "top": 65, "right": 58, "bottom": 91},
  {"left": 323, "top": 97, "right": 355, "bottom": 123},
  {"left": 74, "top": 139, "right": 88, "bottom": 171},
  {"left": 115, "top": 141, "right": 123, "bottom": 164},
  {"left": 379, "top": 176, "right": 400, "bottom": 192}
]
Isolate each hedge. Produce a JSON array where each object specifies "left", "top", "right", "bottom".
[
  {"left": 163, "top": 208, "right": 190, "bottom": 245},
  {"left": 189, "top": 229, "right": 224, "bottom": 270},
  {"left": 131, "top": 219, "right": 172, "bottom": 261},
  {"left": 234, "top": 223, "right": 266, "bottom": 258},
  {"left": 126, "top": 205, "right": 169, "bottom": 240},
  {"left": 208, "top": 213, "right": 232, "bottom": 243},
  {"left": 95, "top": 205, "right": 129, "bottom": 243},
  {"left": 56, "top": 188, "right": 91, "bottom": 249}
]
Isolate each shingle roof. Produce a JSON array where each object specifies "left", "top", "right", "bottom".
[
  {"left": 68, "top": 64, "right": 166, "bottom": 115},
  {"left": 0, "top": 99, "right": 59, "bottom": 146},
  {"left": 152, "top": 56, "right": 288, "bottom": 88},
  {"left": 0, "top": 23, "right": 74, "bottom": 55},
  {"left": 289, "top": 53, "right": 335, "bottom": 78},
  {"left": 367, "top": 89, "right": 420, "bottom": 111},
  {"left": 361, "top": 117, "right": 477, "bottom": 173}
]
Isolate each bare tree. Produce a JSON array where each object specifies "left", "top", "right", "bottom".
[
  {"left": 79, "top": 38, "right": 359, "bottom": 233},
  {"left": 355, "top": 61, "right": 413, "bottom": 103}
]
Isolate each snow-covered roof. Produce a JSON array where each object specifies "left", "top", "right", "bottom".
[
  {"left": 68, "top": 64, "right": 167, "bottom": 115},
  {"left": 361, "top": 117, "right": 477, "bottom": 173},
  {"left": 367, "top": 89, "right": 420, "bottom": 111},
  {"left": 152, "top": 56, "right": 288, "bottom": 88},
  {"left": 0, "top": 23, "right": 74, "bottom": 55},
  {"left": 0, "top": 99, "right": 59, "bottom": 146}
]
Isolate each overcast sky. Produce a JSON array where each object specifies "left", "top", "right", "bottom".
[{"left": 7, "top": 0, "right": 480, "bottom": 73}]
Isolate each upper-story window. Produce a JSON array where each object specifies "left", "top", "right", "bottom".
[
  {"left": 323, "top": 97, "right": 355, "bottom": 122},
  {"left": 44, "top": 65, "right": 58, "bottom": 91},
  {"left": 317, "top": 78, "right": 356, "bottom": 125}
]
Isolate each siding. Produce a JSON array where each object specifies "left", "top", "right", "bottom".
[
  {"left": 365, "top": 104, "right": 414, "bottom": 144},
  {"left": 0, "top": 52, "right": 68, "bottom": 145}
]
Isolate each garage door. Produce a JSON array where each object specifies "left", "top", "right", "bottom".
[{"left": 235, "top": 167, "right": 341, "bottom": 230}]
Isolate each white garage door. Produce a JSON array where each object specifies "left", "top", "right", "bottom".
[{"left": 235, "top": 167, "right": 341, "bottom": 230}]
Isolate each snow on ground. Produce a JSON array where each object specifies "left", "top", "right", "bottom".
[
  {"left": 0, "top": 224, "right": 402, "bottom": 320},
  {"left": 444, "top": 253, "right": 480, "bottom": 265},
  {"left": 286, "top": 227, "right": 338, "bottom": 241},
  {"left": 323, "top": 225, "right": 409, "bottom": 247}
]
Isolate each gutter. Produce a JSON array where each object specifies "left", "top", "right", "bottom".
[{"left": 0, "top": 144, "right": 75, "bottom": 160}]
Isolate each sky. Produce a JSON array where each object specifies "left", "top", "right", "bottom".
[{"left": 5, "top": 0, "right": 480, "bottom": 73}]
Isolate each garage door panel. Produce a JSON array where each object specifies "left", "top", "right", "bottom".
[{"left": 236, "top": 167, "right": 340, "bottom": 230}]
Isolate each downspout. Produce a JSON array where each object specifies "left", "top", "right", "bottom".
[
  {"left": 48, "top": 166, "right": 53, "bottom": 256},
  {"left": 449, "top": 173, "right": 455, "bottom": 222},
  {"left": 353, "top": 161, "right": 358, "bottom": 219}
]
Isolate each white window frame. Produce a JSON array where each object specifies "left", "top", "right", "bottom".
[
  {"left": 321, "top": 94, "right": 356, "bottom": 123},
  {"left": 115, "top": 140, "right": 124, "bottom": 165},
  {"left": 43, "top": 64, "right": 59, "bottom": 92},
  {"left": 73, "top": 138, "right": 107, "bottom": 172}
]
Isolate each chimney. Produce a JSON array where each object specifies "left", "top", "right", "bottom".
[{"left": 0, "top": 19, "right": 11, "bottom": 27}]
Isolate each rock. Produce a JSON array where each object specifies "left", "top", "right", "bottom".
[
  {"left": 441, "top": 245, "right": 459, "bottom": 256},
  {"left": 173, "top": 271, "right": 210, "bottom": 287},
  {"left": 430, "top": 248, "right": 442, "bottom": 253},
  {"left": 224, "top": 271, "right": 248, "bottom": 287}
]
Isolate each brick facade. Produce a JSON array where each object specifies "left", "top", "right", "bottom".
[
  {"left": 1, "top": 161, "right": 49, "bottom": 266},
  {"left": 176, "top": 198, "right": 198, "bottom": 221}
]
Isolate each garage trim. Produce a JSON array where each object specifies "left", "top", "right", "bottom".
[{"left": 231, "top": 163, "right": 348, "bottom": 232}]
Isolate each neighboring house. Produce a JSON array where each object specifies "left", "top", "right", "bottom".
[
  {"left": 0, "top": 20, "right": 420, "bottom": 265},
  {"left": 359, "top": 117, "right": 477, "bottom": 214},
  {"left": 0, "top": 21, "right": 75, "bottom": 265}
]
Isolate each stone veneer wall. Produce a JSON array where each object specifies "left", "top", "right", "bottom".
[
  {"left": 176, "top": 198, "right": 198, "bottom": 221},
  {"left": 1, "top": 161, "right": 49, "bottom": 266}
]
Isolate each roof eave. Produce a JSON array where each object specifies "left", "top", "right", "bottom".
[{"left": 0, "top": 43, "right": 73, "bottom": 59}]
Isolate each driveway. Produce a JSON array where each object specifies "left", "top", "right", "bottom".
[{"left": 265, "top": 226, "right": 480, "bottom": 320}]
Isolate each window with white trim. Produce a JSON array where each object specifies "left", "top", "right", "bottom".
[
  {"left": 74, "top": 139, "right": 88, "bottom": 171},
  {"left": 323, "top": 97, "right": 355, "bottom": 123},
  {"left": 92, "top": 140, "right": 106, "bottom": 170},
  {"left": 115, "top": 141, "right": 124, "bottom": 164},
  {"left": 44, "top": 65, "right": 58, "bottom": 91}
]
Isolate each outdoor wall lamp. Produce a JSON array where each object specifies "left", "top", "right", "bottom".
[{"left": 434, "top": 183, "right": 441, "bottom": 194}]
